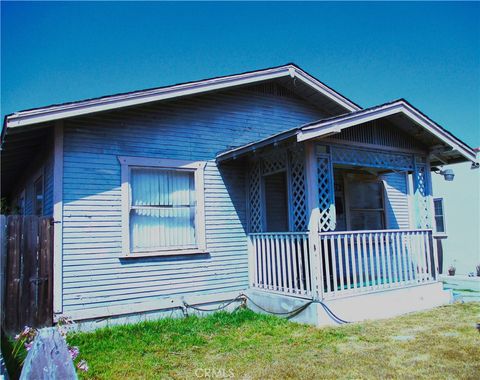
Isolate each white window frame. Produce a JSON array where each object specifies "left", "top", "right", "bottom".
[
  {"left": 118, "top": 156, "right": 206, "bottom": 258},
  {"left": 433, "top": 197, "right": 447, "bottom": 236}
]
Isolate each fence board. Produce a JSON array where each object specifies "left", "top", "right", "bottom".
[{"left": 2, "top": 215, "right": 53, "bottom": 333}]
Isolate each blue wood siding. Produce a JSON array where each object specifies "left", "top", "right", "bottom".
[{"left": 61, "top": 88, "right": 326, "bottom": 312}]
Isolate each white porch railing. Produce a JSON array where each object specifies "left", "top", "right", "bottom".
[
  {"left": 248, "top": 229, "right": 439, "bottom": 301},
  {"left": 318, "top": 229, "right": 438, "bottom": 299},
  {"left": 248, "top": 232, "right": 312, "bottom": 298}
]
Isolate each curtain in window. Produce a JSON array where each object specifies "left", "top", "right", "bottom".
[{"left": 130, "top": 168, "right": 196, "bottom": 251}]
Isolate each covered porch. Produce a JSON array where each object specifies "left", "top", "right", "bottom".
[{"left": 215, "top": 100, "right": 478, "bottom": 323}]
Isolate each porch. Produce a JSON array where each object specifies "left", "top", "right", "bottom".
[
  {"left": 216, "top": 110, "right": 459, "bottom": 323},
  {"left": 248, "top": 229, "right": 439, "bottom": 301}
]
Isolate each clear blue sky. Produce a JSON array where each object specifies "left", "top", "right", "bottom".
[{"left": 1, "top": 2, "right": 479, "bottom": 147}]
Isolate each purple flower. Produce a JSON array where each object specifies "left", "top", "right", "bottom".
[
  {"left": 77, "top": 360, "right": 89, "bottom": 372},
  {"left": 68, "top": 346, "right": 79, "bottom": 360},
  {"left": 24, "top": 342, "right": 33, "bottom": 351},
  {"left": 14, "top": 334, "right": 21, "bottom": 341}
]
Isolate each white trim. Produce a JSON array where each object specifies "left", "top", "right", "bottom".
[
  {"left": 433, "top": 197, "right": 447, "bottom": 236},
  {"left": 118, "top": 156, "right": 207, "bottom": 257},
  {"left": 305, "top": 142, "right": 323, "bottom": 301},
  {"left": 53, "top": 121, "right": 64, "bottom": 314},
  {"left": 297, "top": 100, "right": 477, "bottom": 163},
  {"left": 58, "top": 290, "right": 243, "bottom": 321},
  {"left": 5, "top": 65, "right": 359, "bottom": 129}
]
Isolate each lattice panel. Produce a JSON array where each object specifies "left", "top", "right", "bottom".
[
  {"left": 331, "top": 145, "right": 414, "bottom": 171},
  {"left": 317, "top": 154, "right": 335, "bottom": 232},
  {"left": 290, "top": 147, "right": 308, "bottom": 232},
  {"left": 248, "top": 160, "right": 263, "bottom": 232},
  {"left": 262, "top": 150, "right": 287, "bottom": 175},
  {"left": 413, "top": 163, "right": 431, "bottom": 229}
]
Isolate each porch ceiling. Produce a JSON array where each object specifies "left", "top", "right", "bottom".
[{"left": 216, "top": 99, "right": 478, "bottom": 167}]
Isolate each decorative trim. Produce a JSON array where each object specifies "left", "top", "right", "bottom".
[
  {"left": 247, "top": 146, "right": 308, "bottom": 233},
  {"left": 330, "top": 145, "right": 414, "bottom": 171},
  {"left": 53, "top": 121, "right": 63, "bottom": 314},
  {"left": 118, "top": 156, "right": 206, "bottom": 257},
  {"left": 316, "top": 153, "right": 336, "bottom": 231}
]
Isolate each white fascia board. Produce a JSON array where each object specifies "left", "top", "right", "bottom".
[
  {"left": 297, "top": 103, "right": 404, "bottom": 142},
  {"left": 399, "top": 103, "right": 477, "bottom": 162},
  {"left": 6, "top": 68, "right": 291, "bottom": 128},
  {"left": 6, "top": 65, "right": 362, "bottom": 129},
  {"left": 293, "top": 69, "right": 361, "bottom": 112},
  {"left": 297, "top": 100, "right": 477, "bottom": 163}
]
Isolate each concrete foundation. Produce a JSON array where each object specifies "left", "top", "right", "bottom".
[{"left": 246, "top": 282, "right": 452, "bottom": 327}]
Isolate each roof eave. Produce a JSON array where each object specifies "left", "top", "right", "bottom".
[
  {"left": 4, "top": 64, "right": 361, "bottom": 130},
  {"left": 216, "top": 128, "right": 299, "bottom": 163},
  {"left": 297, "top": 100, "right": 478, "bottom": 164}
]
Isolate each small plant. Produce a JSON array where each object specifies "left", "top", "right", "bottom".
[
  {"left": 56, "top": 316, "right": 89, "bottom": 373},
  {"left": 448, "top": 265, "right": 456, "bottom": 276},
  {"left": 11, "top": 326, "right": 38, "bottom": 365},
  {"left": 476, "top": 264, "right": 480, "bottom": 277}
]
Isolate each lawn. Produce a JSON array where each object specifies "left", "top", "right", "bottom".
[{"left": 68, "top": 302, "right": 480, "bottom": 379}]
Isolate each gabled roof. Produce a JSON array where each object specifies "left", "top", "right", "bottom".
[
  {"left": 2, "top": 63, "right": 360, "bottom": 133},
  {"left": 217, "top": 99, "right": 478, "bottom": 165}
]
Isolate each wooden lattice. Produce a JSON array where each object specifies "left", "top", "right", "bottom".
[
  {"left": 263, "top": 150, "right": 287, "bottom": 175},
  {"left": 317, "top": 154, "right": 335, "bottom": 232},
  {"left": 290, "top": 147, "right": 308, "bottom": 232},
  {"left": 248, "top": 160, "right": 263, "bottom": 232},
  {"left": 413, "top": 162, "right": 431, "bottom": 229},
  {"left": 248, "top": 146, "right": 308, "bottom": 233},
  {"left": 331, "top": 145, "right": 414, "bottom": 171}
]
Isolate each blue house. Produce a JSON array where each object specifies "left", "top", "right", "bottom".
[{"left": 2, "top": 64, "right": 478, "bottom": 327}]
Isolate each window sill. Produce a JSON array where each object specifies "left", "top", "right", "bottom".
[{"left": 121, "top": 249, "right": 209, "bottom": 258}]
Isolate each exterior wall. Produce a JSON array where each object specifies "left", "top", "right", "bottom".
[
  {"left": 432, "top": 162, "right": 480, "bottom": 275},
  {"left": 61, "top": 87, "right": 326, "bottom": 315}
]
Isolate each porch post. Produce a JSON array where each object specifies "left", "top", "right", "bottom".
[
  {"left": 247, "top": 235, "right": 255, "bottom": 288},
  {"left": 426, "top": 159, "right": 440, "bottom": 279},
  {"left": 305, "top": 142, "right": 323, "bottom": 301}
]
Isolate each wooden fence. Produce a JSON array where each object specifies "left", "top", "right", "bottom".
[{"left": 1, "top": 215, "right": 54, "bottom": 333}]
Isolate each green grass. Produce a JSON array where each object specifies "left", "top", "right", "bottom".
[{"left": 68, "top": 302, "right": 480, "bottom": 379}]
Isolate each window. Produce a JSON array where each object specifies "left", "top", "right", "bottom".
[
  {"left": 345, "top": 176, "right": 385, "bottom": 231},
  {"left": 119, "top": 157, "right": 206, "bottom": 257},
  {"left": 433, "top": 198, "right": 446, "bottom": 234},
  {"left": 34, "top": 176, "right": 44, "bottom": 216}
]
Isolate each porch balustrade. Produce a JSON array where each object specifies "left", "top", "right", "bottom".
[
  {"left": 318, "top": 229, "right": 438, "bottom": 299},
  {"left": 248, "top": 232, "right": 312, "bottom": 298},
  {"left": 248, "top": 229, "right": 438, "bottom": 300}
]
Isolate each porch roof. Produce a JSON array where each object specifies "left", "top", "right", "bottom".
[{"left": 216, "top": 99, "right": 478, "bottom": 167}]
